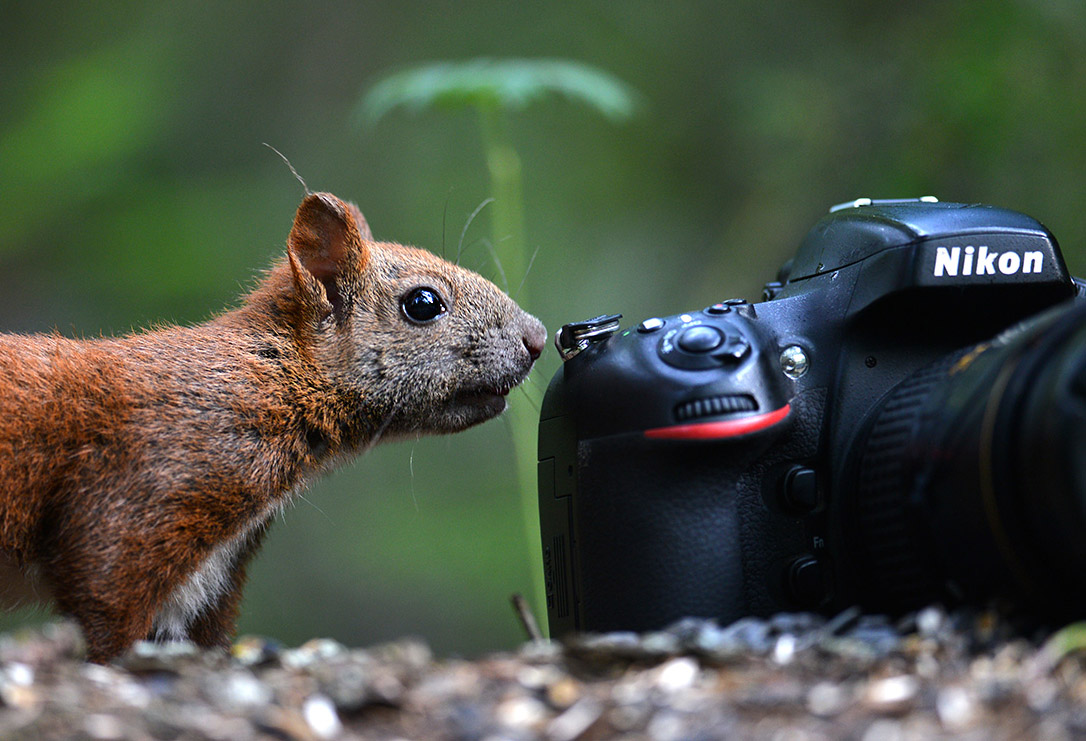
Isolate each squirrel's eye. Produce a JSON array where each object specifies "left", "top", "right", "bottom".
[{"left": 401, "top": 287, "right": 447, "bottom": 324}]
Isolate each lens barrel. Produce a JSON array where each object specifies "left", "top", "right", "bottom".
[{"left": 850, "top": 299, "right": 1086, "bottom": 614}]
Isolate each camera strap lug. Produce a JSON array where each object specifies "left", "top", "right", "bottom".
[{"left": 555, "top": 314, "right": 623, "bottom": 360}]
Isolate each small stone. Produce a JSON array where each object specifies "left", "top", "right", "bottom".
[
  {"left": 807, "top": 681, "right": 848, "bottom": 717},
  {"left": 80, "top": 663, "right": 124, "bottom": 685},
  {"left": 704, "top": 617, "right": 772, "bottom": 657},
  {"left": 608, "top": 703, "right": 650, "bottom": 732},
  {"left": 936, "top": 685, "right": 976, "bottom": 730},
  {"left": 0, "top": 663, "right": 38, "bottom": 711},
  {"left": 847, "top": 616, "right": 902, "bottom": 656},
  {"left": 1027, "top": 678, "right": 1060, "bottom": 713},
  {"left": 0, "top": 683, "right": 38, "bottom": 710},
  {"left": 369, "top": 638, "right": 432, "bottom": 671},
  {"left": 206, "top": 670, "right": 274, "bottom": 711},
  {"left": 516, "top": 663, "right": 562, "bottom": 690},
  {"left": 913, "top": 650, "right": 940, "bottom": 681},
  {"left": 639, "top": 631, "right": 681, "bottom": 657},
  {"left": 862, "top": 718, "right": 905, "bottom": 741},
  {"left": 779, "top": 727, "right": 821, "bottom": 741},
  {"left": 495, "top": 695, "right": 548, "bottom": 730},
  {"left": 547, "top": 697, "right": 602, "bottom": 741},
  {"left": 546, "top": 677, "right": 582, "bottom": 709},
  {"left": 611, "top": 674, "right": 651, "bottom": 706},
  {"left": 255, "top": 705, "right": 316, "bottom": 741},
  {"left": 231, "top": 635, "right": 282, "bottom": 667},
  {"left": 518, "top": 639, "right": 563, "bottom": 662},
  {"left": 312, "top": 659, "right": 393, "bottom": 712},
  {"left": 646, "top": 710, "right": 687, "bottom": 741},
  {"left": 303, "top": 694, "right": 343, "bottom": 740},
  {"left": 111, "top": 676, "right": 152, "bottom": 709},
  {"left": 664, "top": 616, "right": 717, "bottom": 642},
  {"left": 566, "top": 631, "right": 640, "bottom": 658},
  {"left": 655, "top": 657, "right": 699, "bottom": 693},
  {"left": 773, "top": 634, "right": 797, "bottom": 665},
  {"left": 121, "top": 640, "right": 199, "bottom": 672},
  {"left": 2, "top": 663, "right": 32, "bottom": 687},
  {"left": 1036, "top": 717, "right": 1073, "bottom": 741},
  {"left": 863, "top": 676, "right": 919, "bottom": 714},
  {"left": 916, "top": 606, "right": 945, "bottom": 638},
  {"left": 282, "top": 639, "right": 347, "bottom": 670},
  {"left": 83, "top": 713, "right": 124, "bottom": 740},
  {"left": 768, "top": 612, "right": 823, "bottom": 635}
]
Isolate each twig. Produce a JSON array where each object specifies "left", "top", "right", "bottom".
[{"left": 511, "top": 593, "right": 544, "bottom": 642}]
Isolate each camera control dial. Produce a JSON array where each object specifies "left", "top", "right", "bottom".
[
  {"left": 659, "top": 322, "right": 751, "bottom": 369},
  {"left": 678, "top": 325, "right": 723, "bottom": 352}
]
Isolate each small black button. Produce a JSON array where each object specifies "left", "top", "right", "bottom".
[
  {"left": 780, "top": 465, "right": 818, "bottom": 512},
  {"left": 704, "top": 303, "right": 730, "bottom": 315},
  {"left": 677, "top": 325, "right": 723, "bottom": 353},
  {"left": 724, "top": 298, "right": 748, "bottom": 306},
  {"left": 787, "top": 555, "right": 825, "bottom": 607}
]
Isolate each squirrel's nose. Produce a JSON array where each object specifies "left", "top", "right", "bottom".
[{"left": 522, "top": 320, "right": 546, "bottom": 361}]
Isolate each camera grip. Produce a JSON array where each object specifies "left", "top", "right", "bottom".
[{"left": 572, "top": 435, "right": 768, "bottom": 632}]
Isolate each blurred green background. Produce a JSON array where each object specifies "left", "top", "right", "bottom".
[{"left": 1, "top": 1, "right": 1084, "bottom": 656}]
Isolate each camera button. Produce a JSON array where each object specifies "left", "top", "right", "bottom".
[
  {"left": 638, "top": 317, "right": 665, "bottom": 333},
  {"left": 781, "top": 465, "right": 819, "bottom": 512},
  {"left": 677, "top": 325, "right": 723, "bottom": 353},
  {"left": 704, "top": 302, "right": 731, "bottom": 315},
  {"left": 786, "top": 555, "right": 826, "bottom": 607},
  {"left": 712, "top": 334, "right": 751, "bottom": 362}
]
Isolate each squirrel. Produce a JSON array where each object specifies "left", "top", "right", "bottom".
[{"left": 0, "top": 191, "right": 547, "bottom": 663}]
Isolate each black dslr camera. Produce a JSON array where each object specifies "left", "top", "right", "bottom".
[{"left": 538, "top": 197, "right": 1086, "bottom": 636}]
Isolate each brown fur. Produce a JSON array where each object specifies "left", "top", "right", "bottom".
[{"left": 0, "top": 192, "right": 546, "bottom": 662}]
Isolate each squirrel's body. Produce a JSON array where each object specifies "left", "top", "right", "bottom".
[{"left": 0, "top": 193, "right": 546, "bottom": 662}]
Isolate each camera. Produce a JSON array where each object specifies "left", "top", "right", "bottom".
[{"left": 538, "top": 197, "right": 1086, "bottom": 636}]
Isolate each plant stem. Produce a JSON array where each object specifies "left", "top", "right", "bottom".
[
  {"left": 478, "top": 104, "right": 526, "bottom": 287},
  {"left": 478, "top": 103, "right": 546, "bottom": 629}
]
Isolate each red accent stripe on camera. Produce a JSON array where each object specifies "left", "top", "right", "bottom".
[{"left": 643, "top": 404, "right": 791, "bottom": 440}]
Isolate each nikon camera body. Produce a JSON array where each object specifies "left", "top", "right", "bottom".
[{"left": 539, "top": 197, "right": 1086, "bottom": 636}]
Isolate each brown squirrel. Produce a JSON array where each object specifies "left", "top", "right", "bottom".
[{"left": 0, "top": 191, "right": 546, "bottom": 663}]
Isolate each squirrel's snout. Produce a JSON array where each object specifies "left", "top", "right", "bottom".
[
  {"left": 522, "top": 319, "right": 547, "bottom": 362},
  {"left": 524, "top": 336, "right": 542, "bottom": 361}
]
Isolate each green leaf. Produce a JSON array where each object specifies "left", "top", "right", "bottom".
[
  {"left": 358, "top": 58, "right": 642, "bottom": 125},
  {"left": 1039, "top": 621, "right": 1086, "bottom": 666}
]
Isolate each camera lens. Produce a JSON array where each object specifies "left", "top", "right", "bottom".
[{"left": 848, "top": 300, "right": 1086, "bottom": 615}]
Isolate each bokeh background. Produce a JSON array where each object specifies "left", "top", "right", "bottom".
[{"left": 1, "top": 1, "right": 1084, "bottom": 656}]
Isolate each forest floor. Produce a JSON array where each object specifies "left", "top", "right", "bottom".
[{"left": 0, "top": 609, "right": 1083, "bottom": 740}]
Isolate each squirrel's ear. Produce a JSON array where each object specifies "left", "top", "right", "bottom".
[
  {"left": 344, "top": 201, "right": 373, "bottom": 241},
  {"left": 287, "top": 192, "right": 370, "bottom": 322}
]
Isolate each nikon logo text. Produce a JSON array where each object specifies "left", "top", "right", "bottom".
[{"left": 933, "top": 246, "right": 1044, "bottom": 277}]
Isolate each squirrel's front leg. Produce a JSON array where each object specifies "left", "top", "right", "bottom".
[
  {"left": 49, "top": 564, "right": 165, "bottom": 664},
  {"left": 184, "top": 527, "right": 270, "bottom": 650},
  {"left": 45, "top": 510, "right": 262, "bottom": 663}
]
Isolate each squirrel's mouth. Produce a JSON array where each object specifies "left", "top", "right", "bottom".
[
  {"left": 433, "top": 369, "right": 533, "bottom": 432},
  {"left": 455, "top": 383, "right": 512, "bottom": 406},
  {"left": 450, "top": 379, "right": 521, "bottom": 421}
]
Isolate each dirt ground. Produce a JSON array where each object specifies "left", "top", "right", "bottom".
[{"left": 0, "top": 609, "right": 1083, "bottom": 740}]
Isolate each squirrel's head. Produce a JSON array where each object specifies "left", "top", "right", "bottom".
[{"left": 283, "top": 192, "right": 546, "bottom": 437}]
